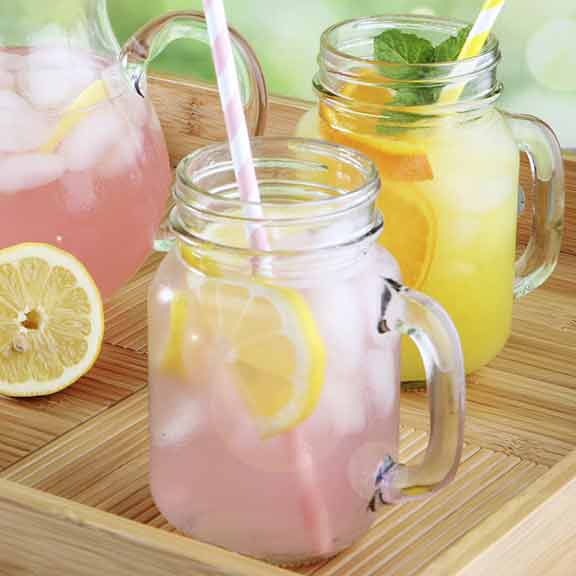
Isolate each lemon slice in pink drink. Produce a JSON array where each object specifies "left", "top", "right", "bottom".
[{"left": 163, "top": 224, "right": 326, "bottom": 437}]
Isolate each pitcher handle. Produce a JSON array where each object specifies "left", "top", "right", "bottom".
[
  {"left": 120, "top": 10, "right": 267, "bottom": 135},
  {"left": 120, "top": 11, "right": 268, "bottom": 252},
  {"left": 503, "top": 112, "right": 565, "bottom": 298},
  {"left": 369, "top": 279, "right": 465, "bottom": 510}
]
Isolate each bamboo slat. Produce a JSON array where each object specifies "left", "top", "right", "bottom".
[
  {"left": 0, "top": 344, "right": 146, "bottom": 472},
  {"left": 424, "top": 449, "right": 576, "bottom": 576},
  {"left": 0, "top": 75, "right": 574, "bottom": 575},
  {"left": 0, "top": 479, "right": 292, "bottom": 576}
]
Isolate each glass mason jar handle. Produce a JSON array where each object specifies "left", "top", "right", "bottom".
[
  {"left": 119, "top": 10, "right": 268, "bottom": 252},
  {"left": 369, "top": 279, "right": 465, "bottom": 510},
  {"left": 504, "top": 112, "right": 565, "bottom": 298}
]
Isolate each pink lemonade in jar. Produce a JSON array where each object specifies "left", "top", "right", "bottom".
[
  {"left": 0, "top": 47, "right": 171, "bottom": 298},
  {"left": 149, "top": 243, "right": 402, "bottom": 563},
  {"left": 147, "top": 138, "right": 466, "bottom": 566}
]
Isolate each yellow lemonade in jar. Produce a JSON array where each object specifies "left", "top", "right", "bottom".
[{"left": 295, "top": 13, "right": 568, "bottom": 380}]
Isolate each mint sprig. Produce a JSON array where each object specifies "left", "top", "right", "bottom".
[{"left": 373, "top": 25, "right": 472, "bottom": 133}]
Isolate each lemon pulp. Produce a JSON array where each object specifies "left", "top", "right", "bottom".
[{"left": 0, "top": 243, "right": 104, "bottom": 397}]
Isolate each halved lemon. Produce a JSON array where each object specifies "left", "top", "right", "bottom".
[
  {"left": 163, "top": 273, "right": 326, "bottom": 438},
  {"left": 0, "top": 243, "right": 104, "bottom": 397}
]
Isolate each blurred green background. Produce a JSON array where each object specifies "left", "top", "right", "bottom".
[{"left": 108, "top": 0, "right": 575, "bottom": 149}]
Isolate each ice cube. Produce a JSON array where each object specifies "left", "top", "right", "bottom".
[
  {"left": 19, "top": 68, "right": 76, "bottom": 109},
  {"left": 320, "top": 365, "right": 367, "bottom": 436},
  {"left": 0, "top": 89, "right": 28, "bottom": 111},
  {"left": 306, "top": 278, "right": 365, "bottom": 374},
  {"left": 151, "top": 389, "right": 204, "bottom": 448},
  {"left": 19, "top": 48, "right": 98, "bottom": 110},
  {"left": 61, "top": 171, "right": 97, "bottom": 213},
  {"left": 117, "top": 90, "right": 149, "bottom": 128},
  {"left": 211, "top": 379, "right": 315, "bottom": 473},
  {"left": 19, "top": 66, "right": 97, "bottom": 110},
  {"left": 98, "top": 128, "right": 143, "bottom": 180},
  {"left": 313, "top": 214, "right": 365, "bottom": 249},
  {"left": 0, "top": 153, "right": 64, "bottom": 194},
  {"left": 59, "top": 104, "right": 127, "bottom": 172},
  {"left": 364, "top": 347, "right": 399, "bottom": 419},
  {"left": 0, "top": 92, "right": 54, "bottom": 152}
]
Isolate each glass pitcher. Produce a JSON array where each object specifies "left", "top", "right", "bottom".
[
  {"left": 296, "top": 15, "right": 565, "bottom": 380},
  {"left": 148, "top": 138, "right": 465, "bottom": 565},
  {"left": 0, "top": 1, "right": 267, "bottom": 298}
]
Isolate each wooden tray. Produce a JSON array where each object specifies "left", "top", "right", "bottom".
[{"left": 1, "top": 76, "right": 575, "bottom": 576}]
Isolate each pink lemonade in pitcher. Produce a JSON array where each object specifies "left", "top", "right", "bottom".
[{"left": 0, "top": 47, "right": 171, "bottom": 298}]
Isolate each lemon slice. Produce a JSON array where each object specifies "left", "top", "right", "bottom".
[
  {"left": 199, "top": 279, "right": 325, "bottom": 437},
  {"left": 165, "top": 217, "right": 326, "bottom": 437},
  {"left": 319, "top": 70, "right": 395, "bottom": 134},
  {"left": 0, "top": 243, "right": 104, "bottom": 397},
  {"left": 161, "top": 292, "right": 189, "bottom": 377},
  {"left": 40, "top": 79, "right": 109, "bottom": 153},
  {"left": 162, "top": 269, "right": 326, "bottom": 437}
]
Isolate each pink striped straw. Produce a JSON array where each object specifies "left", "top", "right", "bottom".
[
  {"left": 201, "top": 0, "right": 269, "bottom": 252},
  {"left": 202, "top": 0, "right": 332, "bottom": 555}
]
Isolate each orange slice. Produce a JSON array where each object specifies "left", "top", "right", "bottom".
[
  {"left": 377, "top": 184, "right": 436, "bottom": 289},
  {"left": 316, "top": 73, "right": 436, "bottom": 288},
  {"left": 319, "top": 70, "right": 434, "bottom": 182},
  {"left": 319, "top": 113, "right": 434, "bottom": 182}
]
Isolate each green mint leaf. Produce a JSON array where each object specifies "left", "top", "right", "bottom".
[
  {"left": 394, "top": 86, "right": 437, "bottom": 107},
  {"left": 376, "top": 85, "right": 438, "bottom": 134},
  {"left": 374, "top": 30, "right": 435, "bottom": 65},
  {"left": 372, "top": 25, "right": 471, "bottom": 135},
  {"left": 434, "top": 24, "right": 472, "bottom": 62}
]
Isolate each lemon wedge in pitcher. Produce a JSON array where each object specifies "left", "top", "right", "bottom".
[
  {"left": 0, "top": 243, "right": 104, "bottom": 397},
  {"left": 40, "top": 79, "right": 109, "bottom": 153}
]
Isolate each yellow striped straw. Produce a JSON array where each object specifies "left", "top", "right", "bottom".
[{"left": 439, "top": 0, "right": 506, "bottom": 105}]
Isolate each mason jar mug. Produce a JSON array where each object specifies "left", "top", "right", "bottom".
[{"left": 148, "top": 138, "right": 465, "bottom": 565}]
